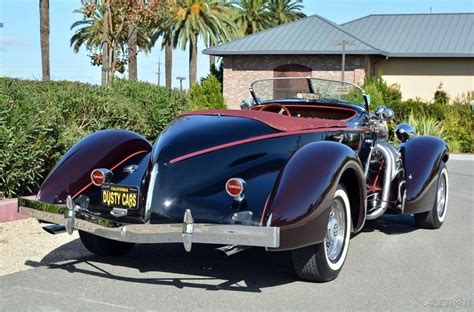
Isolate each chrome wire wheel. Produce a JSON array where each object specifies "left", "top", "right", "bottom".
[
  {"left": 437, "top": 168, "right": 449, "bottom": 222},
  {"left": 414, "top": 164, "right": 449, "bottom": 229},
  {"left": 323, "top": 187, "right": 351, "bottom": 271},
  {"left": 290, "top": 183, "right": 352, "bottom": 282},
  {"left": 325, "top": 198, "right": 346, "bottom": 263}
]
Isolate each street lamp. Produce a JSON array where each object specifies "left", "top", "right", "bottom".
[{"left": 176, "top": 76, "right": 186, "bottom": 91}]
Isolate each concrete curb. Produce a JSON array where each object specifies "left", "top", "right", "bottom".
[
  {"left": 0, "top": 196, "right": 34, "bottom": 223},
  {"left": 449, "top": 153, "right": 474, "bottom": 161}
]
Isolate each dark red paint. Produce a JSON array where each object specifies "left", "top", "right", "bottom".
[
  {"left": 38, "top": 130, "right": 151, "bottom": 204},
  {"left": 179, "top": 109, "right": 347, "bottom": 132}
]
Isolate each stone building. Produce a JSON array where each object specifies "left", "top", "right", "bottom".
[{"left": 204, "top": 13, "right": 473, "bottom": 108}]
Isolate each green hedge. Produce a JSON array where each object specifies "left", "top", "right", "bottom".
[
  {"left": 389, "top": 100, "right": 472, "bottom": 153},
  {"left": 1, "top": 76, "right": 471, "bottom": 197},
  {"left": 0, "top": 78, "right": 193, "bottom": 198},
  {"left": 360, "top": 74, "right": 473, "bottom": 153},
  {"left": 188, "top": 74, "right": 226, "bottom": 110}
]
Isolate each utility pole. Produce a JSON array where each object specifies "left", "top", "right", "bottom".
[
  {"left": 332, "top": 39, "right": 356, "bottom": 81},
  {"left": 156, "top": 59, "right": 162, "bottom": 86},
  {"left": 176, "top": 76, "right": 186, "bottom": 91}
]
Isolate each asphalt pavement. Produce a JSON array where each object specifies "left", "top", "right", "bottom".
[{"left": 0, "top": 160, "right": 472, "bottom": 311}]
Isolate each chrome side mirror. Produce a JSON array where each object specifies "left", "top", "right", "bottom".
[
  {"left": 375, "top": 105, "right": 394, "bottom": 121},
  {"left": 395, "top": 123, "right": 416, "bottom": 142},
  {"left": 375, "top": 105, "right": 385, "bottom": 117},
  {"left": 383, "top": 107, "right": 394, "bottom": 121},
  {"left": 240, "top": 99, "right": 252, "bottom": 110}
]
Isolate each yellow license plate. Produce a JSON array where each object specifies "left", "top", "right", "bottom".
[{"left": 101, "top": 184, "right": 139, "bottom": 209}]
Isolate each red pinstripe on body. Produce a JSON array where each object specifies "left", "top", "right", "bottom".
[
  {"left": 72, "top": 149, "right": 149, "bottom": 199},
  {"left": 169, "top": 127, "right": 361, "bottom": 164}
]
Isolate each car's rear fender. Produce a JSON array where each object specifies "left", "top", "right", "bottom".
[
  {"left": 264, "top": 141, "right": 366, "bottom": 251},
  {"left": 400, "top": 135, "right": 448, "bottom": 214},
  {"left": 37, "top": 129, "right": 152, "bottom": 208}
]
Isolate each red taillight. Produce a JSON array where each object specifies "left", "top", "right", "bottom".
[
  {"left": 225, "top": 178, "right": 246, "bottom": 200},
  {"left": 91, "top": 169, "right": 106, "bottom": 186}
]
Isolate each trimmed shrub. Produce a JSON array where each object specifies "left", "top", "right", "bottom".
[
  {"left": 188, "top": 74, "right": 226, "bottom": 110},
  {"left": 407, "top": 112, "right": 445, "bottom": 139},
  {"left": 434, "top": 83, "right": 449, "bottom": 105},
  {"left": 0, "top": 78, "right": 188, "bottom": 198},
  {"left": 434, "top": 90, "right": 449, "bottom": 105},
  {"left": 389, "top": 100, "right": 472, "bottom": 153},
  {"left": 361, "top": 73, "right": 401, "bottom": 109},
  {"left": 360, "top": 74, "right": 472, "bottom": 153}
]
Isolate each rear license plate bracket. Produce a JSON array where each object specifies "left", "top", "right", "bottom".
[{"left": 101, "top": 184, "right": 139, "bottom": 210}]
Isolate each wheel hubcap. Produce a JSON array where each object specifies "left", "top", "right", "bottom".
[
  {"left": 325, "top": 197, "right": 346, "bottom": 262},
  {"left": 437, "top": 173, "right": 447, "bottom": 218}
]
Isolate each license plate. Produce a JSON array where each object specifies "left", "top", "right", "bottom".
[{"left": 101, "top": 184, "right": 139, "bottom": 209}]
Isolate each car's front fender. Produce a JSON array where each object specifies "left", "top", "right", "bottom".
[
  {"left": 264, "top": 141, "right": 366, "bottom": 251},
  {"left": 400, "top": 135, "right": 448, "bottom": 214}
]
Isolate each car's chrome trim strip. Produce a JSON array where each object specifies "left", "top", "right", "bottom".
[
  {"left": 250, "top": 77, "right": 365, "bottom": 93},
  {"left": 18, "top": 198, "right": 280, "bottom": 248},
  {"left": 144, "top": 163, "right": 158, "bottom": 223}
]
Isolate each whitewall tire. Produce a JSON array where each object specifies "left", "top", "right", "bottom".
[{"left": 291, "top": 184, "right": 352, "bottom": 282}]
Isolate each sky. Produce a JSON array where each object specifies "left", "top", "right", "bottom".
[{"left": 0, "top": 0, "right": 472, "bottom": 89}]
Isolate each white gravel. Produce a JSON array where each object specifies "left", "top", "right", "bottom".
[{"left": 0, "top": 218, "right": 85, "bottom": 276}]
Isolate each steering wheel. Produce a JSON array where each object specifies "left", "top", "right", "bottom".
[{"left": 260, "top": 104, "right": 292, "bottom": 117}]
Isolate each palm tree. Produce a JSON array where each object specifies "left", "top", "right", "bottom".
[
  {"left": 71, "top": 0, "right": 152, "bottom": 85},
  {"left": 71, "top": 4, "right": 153, "bottom": 54},
  {"left": 70, "top": 7, "right": 103, "bottom": 54},
  {"left": 173, "top": 0, "right": 236, "bottom": 88},
  {"left": 39, "top": 0, "right": 50, "bottom": 81},
  {"left": 128, "top": 0, "right": 146, "bottom": 81},
  {"left": 267, "top": 0, "right": 306, "bottom": 25},
  {"left": 151, "top": 2, "right": 176, "bottom": 89},
  {"left": 128, "top": 25, "right": 138, "bottom": 80},
  {"left": 151, "top": 26, "right": 174, "bottom": 88},
  {"left": 164, "top": 0, "right": 177, "bottom": 88},
  {"left": 164, "top": 36, "right": 174, "bottom": 88},
  {"left": 232, "top": 0, "right": 272, "bottom": 35}
]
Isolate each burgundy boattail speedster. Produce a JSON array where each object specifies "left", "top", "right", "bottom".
[{"left": 19, "top": 77, "right": 449, "bottom": 282}]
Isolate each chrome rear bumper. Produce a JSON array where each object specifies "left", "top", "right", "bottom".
[{"left": 18, "top": 197, "right": 280, "bottom": 251}]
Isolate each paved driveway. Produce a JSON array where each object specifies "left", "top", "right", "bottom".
[{"left": 0, "top": 160, "right": 472, "bottom": 311}]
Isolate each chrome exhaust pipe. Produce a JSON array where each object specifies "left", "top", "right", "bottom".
[
  {"left": 216, "top": 245, "right": 250, "bottom": 257},
  {"left": 42, "top": 223, "right": 66, "bottom": 235},
  {"left": 366, "top": 143, "right": 396, "bottom": 220}
]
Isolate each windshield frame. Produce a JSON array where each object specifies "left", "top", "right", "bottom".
[{"left": 249, "top": 77, "right": 369, "bottom": 111}]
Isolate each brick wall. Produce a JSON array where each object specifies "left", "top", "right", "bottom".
[{"left": 223, "top": 55, "right": 369, "bottom": 108}]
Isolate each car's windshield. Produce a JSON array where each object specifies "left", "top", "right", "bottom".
[{"left": 251, "top": 77, "right": 365, "bottom": 107}]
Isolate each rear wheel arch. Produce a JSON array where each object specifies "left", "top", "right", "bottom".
[
  {"left": 291, "top": 183, "right": 352, "bottom": 282},
  {"left": 338, "top": 161, "right": 367, "bottom": 232}
]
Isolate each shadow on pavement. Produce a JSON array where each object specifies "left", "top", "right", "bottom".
[
  {"left": 362, "top": 213, "right": 418, "bottom": 235},
  {"left": 25, "top": 242, "right": 296, "bottom": 292},
  {"left": 23, "top": 213, "right": 420, "bottom": 292}
]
